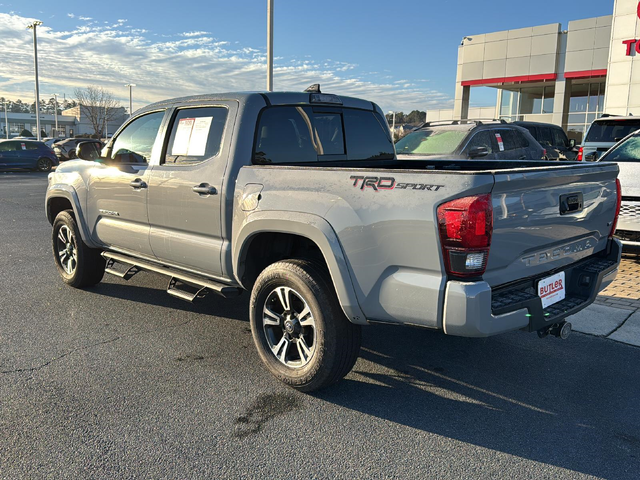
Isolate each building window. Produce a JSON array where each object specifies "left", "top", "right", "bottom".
[
  {"left": 500, "top": 86, "right": 554, "bottom": 120},
  {"left": 10, "top": 123, "right": 25, "bottom": 134},
  {"left": 567, "top": 82, "right": 605, "bottom": 144}
]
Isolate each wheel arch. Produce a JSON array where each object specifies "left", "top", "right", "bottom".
[
  {"left": 233, "top": 212, "right": 367, "bottom": 325},
  {"left": 46, "top": 187, "right": 98, "bottom": 248}
]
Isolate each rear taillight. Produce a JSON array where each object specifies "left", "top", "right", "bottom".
[
  {"left": 437, "top": 194, "right": 493, "bottom": 278},
  {"left": 610, "top": 178, "right": 622, "bottom": 239},
  {"left": 577, "top": 147, "right": 584, "bottom": 161},
  {"left": 542, "top": 148, "right": 547, "bottom": 159}
]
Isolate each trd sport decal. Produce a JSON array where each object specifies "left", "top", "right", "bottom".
[{"left": 350, "top": 176, "right": 444, "bottom": 192}]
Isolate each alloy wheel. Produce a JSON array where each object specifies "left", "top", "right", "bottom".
[{"left": 262, "top": 286, "right": 316, "bottom": 368}]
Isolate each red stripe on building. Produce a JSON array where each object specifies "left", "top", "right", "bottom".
[
  {"left": 564, "top": 69, "right": 608, "bottom": 79},
  {"left": 461, "top": 74, "right": 557, "bottom": 87}
]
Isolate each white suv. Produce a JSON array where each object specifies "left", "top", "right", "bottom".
[
  {"left": 599, "top": 130, "right": 640, "bottom": 245},
  {"left": 580, "top": 116, "right": 640, "bottom": 162}
]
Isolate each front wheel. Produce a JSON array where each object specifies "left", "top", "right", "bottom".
[
  {"left": 250, "top": 259, "right": 361, "bottom": 392},
  {"left": 37, "top": 157, "right": 52, "bottom": 172},
  {"left": 52, "top": 210, "right": 105, "bottom": 288}
]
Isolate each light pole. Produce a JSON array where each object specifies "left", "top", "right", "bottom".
[
  {"left": 27, "top": 20, "right": 43, "bottom": 141},
  {"left": 3, "top": 100, "right": 8, "bottom": 139},
  {"left": 52, "top": 94, "right": 59, "bottom": 137},
  {"left": 267, "top": 0, "right": 274, "bottom": 91},
  {"left": 124, "top": 84, "right": 136, "bottom": 118},
  {"left": 388, "top": 110, "right": 396, "bottom": 134}
]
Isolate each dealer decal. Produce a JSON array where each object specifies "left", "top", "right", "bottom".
[{"left": 350, "top": 176, "right": 443, "bottom": 192}]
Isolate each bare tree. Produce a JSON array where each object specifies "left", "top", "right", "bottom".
[{"left": 74, "top": 86, "right": 121, "bottom": 135}]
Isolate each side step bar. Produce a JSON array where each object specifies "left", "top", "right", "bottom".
[{"left": 102, "top": 251, "right": 242, "bottom": 301}]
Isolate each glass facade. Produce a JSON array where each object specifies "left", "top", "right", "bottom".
[
  {"left": 499, "top": 86, "right": 555, "bottom": 121},
  {"left": 566, "top": 82, "right": 605, "bottom": 144}
]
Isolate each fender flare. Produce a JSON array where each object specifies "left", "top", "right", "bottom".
[
  {"left": 46, "top": 185, "right": 98, "bottom": 248},
  {"left": 233, "top": 211, "right": 367, "bottom": 325}
]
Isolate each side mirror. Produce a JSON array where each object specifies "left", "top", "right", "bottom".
[
  {"left": 569, "top": 139, "right": 576, "bottom": 148},
  {"left": 468, "top": 146, "right": 489, "bottom": 159},
  {"left": 76, "top": 141, "right": 102, "bottom": 161}
]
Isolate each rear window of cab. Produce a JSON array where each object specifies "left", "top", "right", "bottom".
[{"left": 253, "top": 106, "right": 394, "bottom": 164}]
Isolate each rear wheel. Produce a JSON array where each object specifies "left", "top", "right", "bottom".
[
  {"left": 36, "top": 157, "right": 52, "bottom": 172},
  {"left": 52, "top": 210, "right": 105, "bottom": 288},
  {"left": 250, "top": 259, "right": 361, "bottom": 392},
  {"left": 67, "top": 150, "right": 76, "bottom": 160}
]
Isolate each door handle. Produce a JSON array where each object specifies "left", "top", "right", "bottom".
[
  {"left": 130, "top": 178, "right": 147, "bottom": 189},
  {"left": 192, "top": 183, "right": 217, "bottom": 195}
]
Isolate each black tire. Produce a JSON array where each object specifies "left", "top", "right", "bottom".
[
  {"left": 250, "top": 259, "right": 361, "bottom": 392},
  {"left": 37, "top": 157, "right": 52, "bottom": 172},
  {"left": 52, "top": 210, "right": 105, "bottom": 288},
  {"left": 67, "top": 150, "right": 76, "bottom": 160}
]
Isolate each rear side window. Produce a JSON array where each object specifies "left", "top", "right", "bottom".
[
  {"left": 165, "top": 107, "right": 228, "bottom": 165},
  {"left": 552, "top": 128, "right": 568, "bottom": 148},
  {"left": 343, "top": 110, "right": 394, "bottom": 161},
  {"left": 538, "top": 128, "right": 553, "bottom": 147},
  {"left": 585, "top": 120, "right": 640, "bottom": 143},
  {"left": 0, "top": 141, "right": 18, "bottom": 152},
  {"left": 25, "top": 142, "right": 39, "bottom": 150},
  {"left": 515, "top": 131, "right": 530, "bottom": 148},
  {"left": 254, "top": 106, "right": 391, "bottom": 164},
  {"left": 495, "top": 130, "right": 517, "bottom": 151}
]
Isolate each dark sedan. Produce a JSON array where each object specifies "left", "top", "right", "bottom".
[
  {"left": 0, "top": 139, "right": 59, "bottom": 172},
  {"left": 53, "top": 138, "right": 103, "bottom": 161}
]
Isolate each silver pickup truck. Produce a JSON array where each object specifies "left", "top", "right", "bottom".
[{"left": 45, "top": 89, "right": 622, "bottom": 391}]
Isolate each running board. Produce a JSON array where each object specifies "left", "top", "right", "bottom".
[{"left": 101, "top": 252, "right": 242, "bottom": 300}]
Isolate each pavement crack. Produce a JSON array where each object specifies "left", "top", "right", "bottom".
[
  {"left": 605, "top": 311, "right": 635, "bottom": 338},
  {"left": 0, "top": 318, "right": 193, "bottom": 375}
]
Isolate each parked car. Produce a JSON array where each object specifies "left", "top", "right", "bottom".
[
  {"left": 598, "top": 129, "right": 640, "bottom": 245},
  {"left": 395, "top": 120, "right": 547, "bottom": 160},
  {"left": 580, "top": 116, "right": 640, "bottom": 161},
  {"left": 44, "top": 137, "right": 66, "bottom": 148},
  {"left": 512, "top": 121, "right": 577, "bottom": 161},
  {"left": 0, "top": 139, "right": 59, "bottom": 172},
  {"left": 54, "top": 138, "right": 103, "bottom": 161},
  {"left": 45, "top": 90, "right": 620, "bottom": 391}
]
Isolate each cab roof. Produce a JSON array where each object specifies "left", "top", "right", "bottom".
[{"left": 139, "top": 91, "right": 378, "bottom": 115}]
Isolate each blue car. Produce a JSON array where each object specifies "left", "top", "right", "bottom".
[{"left": 0, "top": 139, "right": 59, "bottom": 172}]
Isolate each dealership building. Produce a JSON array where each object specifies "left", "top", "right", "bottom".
[{"left": 427, "top": 0, "right": 640, "bottom": 143}]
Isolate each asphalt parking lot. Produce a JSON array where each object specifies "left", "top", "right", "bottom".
[{"left": 1, "top": 171, "right": 639, "bottom": 479}]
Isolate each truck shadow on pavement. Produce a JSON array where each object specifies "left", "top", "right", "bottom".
[
  {"left": 86, "top": 278, "right": 250, "bottom": 323},
  {"left": 317, "top": 326, "right": 640, "bottom": 478}
]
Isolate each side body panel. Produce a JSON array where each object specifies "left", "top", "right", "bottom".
[
  {"left": 233, "top": 165, "right": 495, "bottom": 329},
  {"left": 147, "top": 101, "right": 239, "bottom": 277}
]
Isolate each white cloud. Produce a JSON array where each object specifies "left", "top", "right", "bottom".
[
  {"left": 67, "top": 13, "right": 75, "bottom": 18},
  {"left": 78, "top": 16, "right": 93, "bottom": 21},
  {"left": 0, "top": 13, "right": 452, "bottom": 112},
  {"left": 181, "top": 31, "right": 211, "bottom": 37}
]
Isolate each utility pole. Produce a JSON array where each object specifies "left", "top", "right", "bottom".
[
  {"left": 52, "top": 94, "right": 59, "bottom": 137},
  {"left": 27, "top": 21, "right": 43, "bottom": 141},
  {"left": 124, "top": 84, "right": 136, "bottom": 118},
  {"left": 4, "top": 100, "right": 8, "bottom": 139},
  {"left": 267, "top": 0, "right": 274, "bottom": 91}
]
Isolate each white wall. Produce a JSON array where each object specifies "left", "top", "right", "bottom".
[{"left": 604, "top": 0, "right": 640, "bottom": 115}]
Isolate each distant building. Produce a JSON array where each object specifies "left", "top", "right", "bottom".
[
  {"left": 0, "top": 112, "right": 77, "bottom": 138},
  {"left": 0, "top": 105, "right": 128, "bottom": 139},
  {"left": 62, "top": 105, "right": 127, "bottom": 137},
  {"left": 429, "top": 0, "right": 640, "bottom": 143}
]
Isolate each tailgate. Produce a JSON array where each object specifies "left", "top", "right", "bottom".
[{"left": 483, "top": 163, "right": 619, "bottom": 287}]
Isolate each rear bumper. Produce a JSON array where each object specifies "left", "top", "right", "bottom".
[{"left": 442, "top": 239, "right": 622, "bottom": 337}]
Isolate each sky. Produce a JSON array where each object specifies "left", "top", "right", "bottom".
[{"left": 0, "top": 0, "right": 614, "bottom": 114}]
